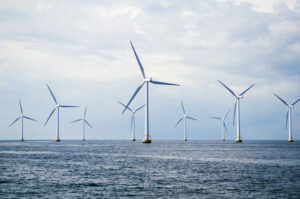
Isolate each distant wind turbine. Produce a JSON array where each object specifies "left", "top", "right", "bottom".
[
  {"left": 9, "top": 100, "right": 37, "bottom": 141},
  {"left": 44, "top": 85, "right": 79, "bottom": 142},
  {"left": 274, "top": 93, "right": 300, "bottom": 142},
  {"left": 122, "top": 41, "right": 180, "bottom": 143},
  {"left": 119, "top": 102, "right": 145, "bottom": 141},
  {"left": 218, "top": 80, "right": 255, "bottom": 142},
  {"left": 174, "top": 101, "right": 197, "bottom": 141},
  {"left": 71, "top": 106, "right": 93, "bottom": 141},
  {"left": 210, "top": 110, "right": 230, "bottom": 141}
]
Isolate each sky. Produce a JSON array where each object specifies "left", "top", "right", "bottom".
[{"left": 1, "top": 0, "right": 300, "bottom": 140}]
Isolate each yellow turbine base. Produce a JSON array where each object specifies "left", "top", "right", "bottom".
[
  {"left": 288, "top": 139, "right": 294, "bottom": 142},
  {"left": 235, "top": 139, "right": 242, "bottom": 142},
  {"left": 20, "top": 138, "right": 24, "bottom": 142},
  {"left": 55, "top": 137, "right": 60, "bottom": 142},
  {"left": 131, "top": 138, "right": 136, "bottom": 141}
]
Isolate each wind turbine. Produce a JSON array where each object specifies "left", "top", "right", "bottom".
[
  {"left": 174, "top": 101, "right": 197, "bottom": 141},
  {"left": 9, "top": 100, "right": 37, "bottom": 141},
  {"left": 44, "top": 85, "right": 79, "bottom": 142},
  {"left": 122, "top": 41, "right": 180, "bottom": 143},
  {"left": 210, "top": 110, "right": 230, "bottom": 141},
  {"left": 274, "top": 93, "right": 300, "bottom": 142},
  {"left": 119, "top": 102, "right": 145, "bottom": 141},
  {"left": 218, "top": 80, "right": 255, "bottom": 142},
  {"left": 71, "top": 106, "right": 93, "bottom": 141}
]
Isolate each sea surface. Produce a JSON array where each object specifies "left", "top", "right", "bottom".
[{"left": 0, "top": 140, "right": 300, "bottom": 198}]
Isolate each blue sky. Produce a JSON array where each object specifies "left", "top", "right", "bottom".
[{"left": 1, "top": 0, "right": 300, "bottom": 140}]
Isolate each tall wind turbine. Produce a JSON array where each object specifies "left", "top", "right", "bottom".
[
  {"left": 210, "top": 110, "right": 230, "bottom": 141},
  {"left": 119, "top": 102, "right": 145, "bottom": 141},
  {"left": 71, "top": 106, "right": 93, "bottom": 141},
  {"left": 174, "top": 101, "right": 197, "bottom": 141},
  {"left": 9, "top": 100, "right": 37, "bottom": 141},
  {"left": 274, "top": 93, "right": 300, "bottom": 142},
  {"left": 218, "top": 80, "right": 255, "bottom": 142},
  {"left": 122, "top": 41, "right": 180, "bottom": 143},
  {"left": 44, "top": 85, "right": 79, "bottom": 142}
]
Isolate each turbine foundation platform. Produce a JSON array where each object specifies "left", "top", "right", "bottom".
[
  {"left": 222, "top": 139, "right": 225, "bottom": 141},
  {"left": 131, "top": 138, "right": 136, "bottom": 141},
  {"left": 142, "top": 139, "right": 151, "bottom": 143},
  {"left": 20, "top": 138, "right": 24, "bottom": 142},
  {"left": 55, "top": 137, "right": 60, "bottom": 142},
  {"left": 184, "top": 138, "right": 187, "bottom": 141},
  {"left": 288, "top": 139, "right": 294, "bottom": 142},
  {"left": 82, "top": 138, "right": 86, "bottom": 141}
]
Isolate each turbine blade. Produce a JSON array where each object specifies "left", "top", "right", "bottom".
[
  {"left": 118, "top": 101, "right": 133, "bottom": 112},
  {"left": 218, "top": 80, "right": 237, "bottom": 97},
  {"left": 9, "top": 117, "right": 21, "bottom": 127},
  {"left": 84, "top": 106, "right": 87, "bottom": 118},
  {"left": 84, "top": 120, "right": 93, "bottom": 128},
  {"left": 150, "top": 80, "right": 180, "bottom": 86},
  {"left": 210, "top": 117, "right": 222, "bottom": 120},
  {"left": 23, "top": 116, "right": 37, "bottom": 122},
  {"left": 187, "top": 116, "right": 197, "bottom": 121},
  {"left": 181, "top": 101, "right": 186, "bottom": 114},
  {"left": 19, "top": 100, "right": 23, "bottom": 114},
  {"left": 233, "top": 99, "right": 237, "bottom": 127},
  {"left": 135, "top": 104, "right": 145, "bottom": 112},
  {"left": 71, "top": 119, "right": 82, "bottom": 123},
  {"left": 44, "top": 107, "right": 57, "bottom": 126},
  {"left": 224, "top": 110, "right": 230, "bottom": 120},
  {"left": 47, "top": 85, "right": 58, "bottom": 105},
  {"left": 274, "top": 93, "right": 289, "bottom": 107},
  {"left": 174, "top": 117, "right": 184, "bottom": 127},
  {"left": 60, "top": 105, "right": 79, "bottom": 108},
  {"left": 239, "top": 84, "right": 255, "bottom": 96},
  {"left": 224, "top": 122, "right": 228, "bottom": 132},
  {"left": 130, "top": 41, "right": 146, "bottom": 79},
  {"left": 292, "top": 98, "right": 300, "bottom": 106},
  {"left": 122, "top": 82, "right": 145, "bottom": 114},
  {"left": 285, "top": 110, "right": 289, "bottom": 130}
]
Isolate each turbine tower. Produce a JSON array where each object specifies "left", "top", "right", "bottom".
[
  {"left": 274, "top": 93, "right": 300, "bottom": 142},
  {"left": 122, "top": 41, "right": 180, "bottom": 143},
  {"left": 119, "top": 102, "right": 145, "bottom": 141},
  {"left": 9, "top": 100, "right": 37, "bottom": 141},
  {"left": 44, "top": 85, "right": 79, "bottom": 142},
  {"left": 174, "top": 101, "right": 197, "bottom": 141},
  {"left": 218, "top": 80, "right": 255, "bottom": 142},
  {"left": 71, "top": 106, "right": 93, "bottom": 141},
  {"left": 210, "top": 110, "right": 230, "bottom": 141}
]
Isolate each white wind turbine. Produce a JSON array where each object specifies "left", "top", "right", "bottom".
[
  {"left": 44, "top": 85, "right": 79, "bottom": 142},
  {"left": 174, "top": 101, "right": 197, "bottom": 141},
  {"left": 119, "top": 102, "right": 145, "bottom": 141},
  {"left": 210, "top": 110, "right": 230, "bottom": 141},
  {"left": 9, "top": 100, "right": 37, "bottom": 141},
  {"left": 274, "top": 93, "right": 300, "bottom": 142},
  {"left": 122, "top": 41, "right": 180, "bottom": 143},
  {"left": 218, "top": 80, "right": 255, "bottom": 142},
  {"left": 71, "top": 106, "right": 93, "bottom": 141}
]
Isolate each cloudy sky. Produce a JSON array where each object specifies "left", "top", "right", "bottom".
[{"left": 1, "top": 0, "right": 300, "bottom": 140}]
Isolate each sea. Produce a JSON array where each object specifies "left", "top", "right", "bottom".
[{"left": 0, "top": 140, "right": 300, "bottom": 198}]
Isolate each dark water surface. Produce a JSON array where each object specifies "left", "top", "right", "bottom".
[{"left": 0, "top": 140, "right": 300, "bottom": 198}]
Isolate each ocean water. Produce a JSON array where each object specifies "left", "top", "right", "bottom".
[{"left": 0, "top": 140, "right": 300, "bottom": 198}]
